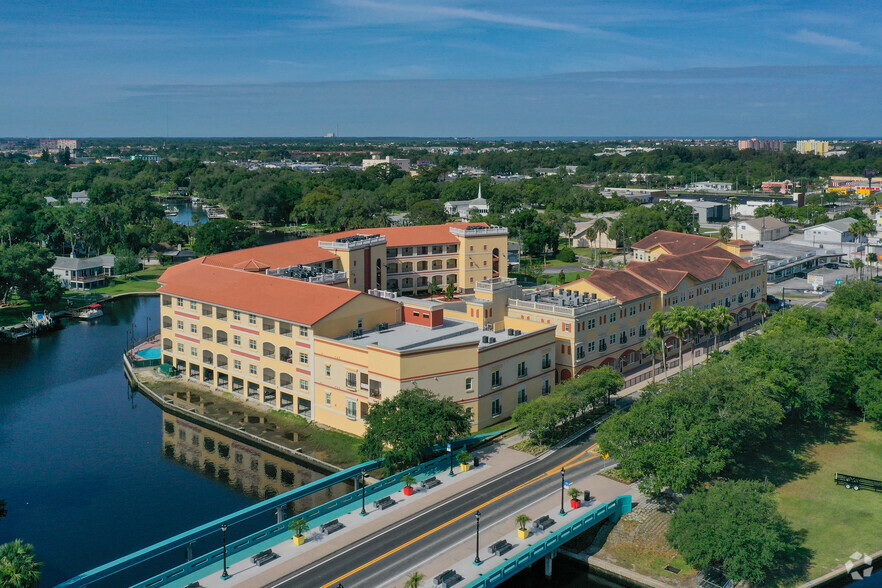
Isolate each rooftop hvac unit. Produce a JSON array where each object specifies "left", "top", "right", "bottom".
[
  {"left": 354, "top": 328, "right": 363, "bottom": 336},
  {"left": 482, "top": 336, "right": 489, "bottom": 343},
  {"left": 349, "top": 330, "right": 358, "bottom": 338},
  {"left": 484, "top": 324, "right": 494, "bottom": 331},
  {"left": 508, "top": 328, "right": 515, "bottom": 335},
  {"left": 488, "top": 337, "right": 496, "bottom": 343}
]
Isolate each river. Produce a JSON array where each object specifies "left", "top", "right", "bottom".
[{"left": 0, "top": 296, "right": 347, "bottom": 586}]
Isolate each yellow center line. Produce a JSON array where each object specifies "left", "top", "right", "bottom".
[{"left": 319, "top": 453, "right": 601, "bottom": 588}]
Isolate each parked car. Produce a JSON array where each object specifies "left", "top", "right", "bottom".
[
  {"left": 825, "top": 263, "right": 839, "bottom": 269},
  {"left": 766, "top": 294, "right": 783, "bottom": 310},
  {"left": 794, "top": 271, "right": 808, "bottom": 279}
]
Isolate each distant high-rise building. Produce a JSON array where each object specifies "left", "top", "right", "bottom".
[
  {"left": 737, "top": 138, "right": 784, "bottom": 151},
  {"left": 795, "top": 140, "right": 829, "bottom": 155},
  {"left": 39, "top": 139, "right": 80, "bottom": 153}
]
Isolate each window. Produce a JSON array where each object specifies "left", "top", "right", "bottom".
[
  {"left": 465, "top": 377, "right": 473, "bottom": 391},
  {"left": 639, "top": 324, "right": 646, "bottom": 337},
  {"left": 629, "top": 306, "right": 636, "bottom": 316},
  {"left": 300, "top": 379, "right": 309, "bottom": 391},
  {"left": 249, "top": 365, "right": 257, "bottom": 375},
  {"left": 517, "top": 361, "right": 527, "bottom": 378},
  {"left": 346, "top": 372, "right": 357, "bottom": 388},
  {"left": 491, "top": 398, "right": 502, "bottom": 416},
  {"left": 325, "top": 365, "right": 331, "bottom": 377},
  {"left": 630, "top": 327, "right": 636, "bottom": 337},
  {"left": 177, "top": 297, "right": 183, "bottom": 307},
  {"left": 190, "top": 324, "right": 197, "bottom": 334},
  {"left": 251, "top": 459, "right": 258, "bottom": 472},
  {"left": 299, "top": 353, "right": 308, "bottom": 364},
  {"left": 233, "top": 335, "right": 242, "bottom": 346},
  {"left": 300, "top": 326, "right": 309, "bottom": 337},
  {"left": 610, "top": 333, "right": 617, "bottom": 344},
  {"left": 249, "top": 339, "right": 257, "bottom": 350},
  {"left": 587, "top": 318, "right": 596, "bottom": 329},
  {"left": 233, "top": 311, "right": 241, "bottom": 321},
  {"left": 542, "top": 380, "right": 551, "bottom": 395},
  {"left": 190, "top": 301, "right": 197, "bottom": 310},
  {"left": 233, "top": 360, "right": 241, "bottom": 370},
  {"left": 177, "top": 343, "right": 184, "bottom": 352},
  {"left": 248, "top": 314, "right": 257, "bottom": 325},
  {"left": 325, "top": 392, "right": 332, "bottom": 405},
  {"left": 542, "top": 353, "right": 551, "bottom": 369},
  {"left": 191, "top": 347, "right": 198, "bottom": 357},
  {"left": 609, "top": 312, "right": 616, "bottom": 323},
  {"left": 599, "top": 338, "right": 607, "bottom": 352},
  {"left": 518, "top": 388, "right": 527, "bottom": 404},
  {"left": 620, "top": 330, "right": 627, "bottom": 344},
  {"left": 576, "top": 345, "right": 585, "bottom": 360},
  {"left": 491, "top": 370, "right": 501, "bottom": 387},
  {"left": 587, "top": 341, "right": 596, "bottom": 353},
  {"left": 176, "top": 320, "right": 183, "bottom": 330},
  {"left": 346, "top": 398, "right": 357, "bottom": 419}
]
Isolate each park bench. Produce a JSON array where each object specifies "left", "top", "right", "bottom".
[
  {"left": 183, "top": 583, "right": 201, "bottom": 588},
  {"left": 488, "top": 539, "right": 513, "bottom": 556},
  {"left": 421, "top": 476, "right": 442, "bottom": 490},
  {"left": 532, "top": 515, "right": 556, "bottom": 530},
  {"left": 374, "top": 496, "right": 397, "bottom": 510},
  {"left": 320, "top": 519, "right": 345, "bottom": 534},
  {"left": 433, "top": 569, "right": 463, "bottom": 587},
  {"left": 250, "top": 549, "right": 278, "bottom": 566}
]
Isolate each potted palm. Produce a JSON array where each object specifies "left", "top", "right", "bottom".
[
  {"left": 568, "top": 487, "right": 582, "bottom": 509},
  {"left": 402, "top": 474, "right": 417, "bottom": 496},
  {"left": 516, "top": 514, "right": 532, "bottom": 540},
  {"left": 457, "top": 450, "right": 473, "bottom": 472},
  {"left": 288, "top": 518, "right": 309, "bottom": 546}
]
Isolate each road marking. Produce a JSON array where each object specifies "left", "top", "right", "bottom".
[{"left": 318, "top": 454, "right": 601, "bottom": 588}]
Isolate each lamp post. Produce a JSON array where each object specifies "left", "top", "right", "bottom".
[
  {"left": 146, "top": 315, "right": 151, "bottom": 340},
  {"left": 360, "top": 471, "right": 367, "bottom": 516},
  {"left": 221, "top": 524, "right": 229, "bottom": 579},
  {"left": 559, "top": 468, "right": 566, "bottom": 516},
  {"left": 448, "top": 442, "right": 454, "bottom": 477},
  {"left": 474, "top": 510, "right": 482, "bottom": 565}
]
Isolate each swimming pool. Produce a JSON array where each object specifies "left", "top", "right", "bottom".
[{"left": 136, "top": 346, "right": 162, "bottom": 360}]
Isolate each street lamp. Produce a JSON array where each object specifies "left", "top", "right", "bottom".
[
  {"left": 474, "top": 510, "right": 482, "bottom": 565},
  {"left": 448, "top": 442, "right": 454, "bottom": 477},
  {"left": 360, "top": 471, "right": 367, "bottom": 516},
  {"left": 559, "top": 468, "right": 566, "bottom": 516},
  {"left": 221, "top": 523, "right": 229, "bottom": 579}
]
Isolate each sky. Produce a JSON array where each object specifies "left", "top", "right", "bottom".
[{"left": 1, "top": 0, "right": 880, "bottom": 137}]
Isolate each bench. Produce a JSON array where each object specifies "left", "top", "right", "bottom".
[
  {"left": 532, "top": 515, "right": 556, "bottom": 530},
  {"left": 374, "top": 496, "right": 396, "bottom": 510},
  {"left": 488, "top": 539, "right": 513, "bottom": 556},
  {"left": 433, "top": 569, "right": 464, "bottom": 587},
  {"left": 320, "top": 519, "right": 345, "bottom": 534},
  {"left": 421, "top": 476, "right": 442, "bottom": 490},
  {"left": 184, "top": 583, "right": 201, "bottom": 588},
  {"left": 250, "top": 549, "right": 278, "bottom": 566}
]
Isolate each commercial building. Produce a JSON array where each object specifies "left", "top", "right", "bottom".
[
  {"left": 600, "top": 187, "right": 665, "bottom": 202},
  {"left": 729, "top": 216, "right": 790, "bottom": 242},
  {"left": 686, "top": 181, "right": 733, "bottom": 192},
  {"left": 362, "top": 155, "right": 411, "bottom": 173},
  {"left": 670, "top": 199, "right": 730, "bottom": 224},
  {"left": 157, "top": 225, "right": 765, "bottom": 436},
  {"left": 738, "top": 138, "right": 784, "bottom": 152},
  {"left": 795, "top": 140, "right": 830, "bottom": 156},
  {"left": 40, "top": 139, "right": 80, "bottom": 152},
  {"left": 762, "top": 180, "right": 794, "bottom": 194},
  {"left": 751, "top": 241, "right": 843, "bottom": 282},
  {"left": 804, "top": 218, "right": 864, "bottom": 246}
]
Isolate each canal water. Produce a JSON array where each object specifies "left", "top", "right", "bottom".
[
  {"left": 0, "top": 296, "right": 347, "bottom": 586},
  {"left": 167, "top": 200, "right": 206, "bottom": 226}
]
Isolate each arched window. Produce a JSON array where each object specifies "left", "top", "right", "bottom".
[
  {"left": 202, "top": 350, "right": 213, "bottom": 365},
  {"left": 263, "top": 367, "right": 276, "bottom": 384},
  {"left": 263, "top": 342, "right": 275, "bottom": 359},
  {"left": 202, "top": 326, "right": 213, "bottom": 341},
  {"left": 162, "top": 338, "right": 173, "bottom": 351},
  {"left": 162, "top": 316, "right": 172, "bottom": 329}
]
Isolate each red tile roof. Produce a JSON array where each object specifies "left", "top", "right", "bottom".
[
  {"left": 158, "top": 259, "right": 371, "bottom": 325},
  {"left": 574, "top": 269, "right": 659, "bottom": 302},
  {"left": 201, "top": 222, "right": 490, "bottom": 270},
  {"left": 623, "top": 247, "right": 754, "bottom": 291},
  {"left": 631, "top": 230, "right": 719, "bottom": 256}
]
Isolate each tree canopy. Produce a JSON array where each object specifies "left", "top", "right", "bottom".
[{"left": 192, "top": 219, "right": 260, "bottom": 256}]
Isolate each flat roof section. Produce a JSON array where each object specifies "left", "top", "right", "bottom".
[{"left": 334, "top": 318, "right": 529, "bottom": 352}]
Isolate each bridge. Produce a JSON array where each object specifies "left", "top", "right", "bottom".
[{"left": 60, "top": 430, "right": 634, "bottom": 588}]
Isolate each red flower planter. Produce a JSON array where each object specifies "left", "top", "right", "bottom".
[
  {"left": 403, "top": 486, "right": 415, "bottom": 496},
  {"left": 570, "top": 499, "right": 582, "bottom": 509}
]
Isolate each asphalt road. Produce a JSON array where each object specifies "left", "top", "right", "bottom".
[{"left": 266, "top": 434, "right": 612, "bottom": 588}]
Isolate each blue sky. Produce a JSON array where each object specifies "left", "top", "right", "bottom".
[{"left": 1, "top": 0, "right": 880, "bottom": 137}]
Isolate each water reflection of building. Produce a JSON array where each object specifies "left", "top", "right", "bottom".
[{"left": 161, "top": 408, "right": 350, "bottom": 511}]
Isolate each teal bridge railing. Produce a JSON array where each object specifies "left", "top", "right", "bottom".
[
  {"left": 464, "top": 495, "right": 633, "bottom": 588},
  {"left": 58, "top": 431, "right": 500, "bottom": 588}
]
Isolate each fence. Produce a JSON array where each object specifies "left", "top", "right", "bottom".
[{"left": 464, "top": 495, "right": 633, "bottom": 588}]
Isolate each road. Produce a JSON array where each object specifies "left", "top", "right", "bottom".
[{"left": 266, "top": 434, "right": 611, "bottom": 588}]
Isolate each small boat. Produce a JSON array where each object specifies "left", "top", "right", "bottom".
[
  {"left": 73, "top": 304, "right": 104, "bottom": 320},
  {"left": 191, "top": 196, "right": 202, "bottom": 204},
  {"left": 164, "top": 206, "right": 179, "bottom": 217},
  {"left": 0, "top": 324, "right": 32, "bottom": 341}
]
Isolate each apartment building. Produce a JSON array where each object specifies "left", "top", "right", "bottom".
[{"left": 157, "top": 225, "right": 765, "bottom": 437}]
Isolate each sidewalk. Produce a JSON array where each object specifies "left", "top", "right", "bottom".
[
  {"left": 379, "top": 464, "right": 641, "bottom": 588},
  {"left": 175, "top": 437, "right": 533, "bottom": 588}
]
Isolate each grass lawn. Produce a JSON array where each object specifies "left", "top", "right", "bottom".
[
  {"left": 68, "top": 266, "right": 167, "bottom": 298},
  {"left": 774, "top": 419, "right": 882, "bottom": 579}
]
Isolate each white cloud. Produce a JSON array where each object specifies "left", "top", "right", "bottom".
[{"left": 786, "top": 29, "right": 867, "bottom": 53}]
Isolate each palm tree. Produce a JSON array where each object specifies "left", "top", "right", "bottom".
[
  {"left": 850, "top": 217, "right": 875, "bottom": 244},
  {"left": 516, "top": 514, "right": 532, "bottom": 531},
  {"left": 850, "top": 258, "right": 865, "bottom": 280},
  {"left": 643, "top": 337, "right": 664, "bottom": 382},
  {"left": 0, "top": 540, "right": 43, "bottom": 588},
  {"left": 683, "top": 306, "right": 703, "bottom": 370},
  {"left": 755, "top": 301, "right": 770, "bottom": 327},
  {"left": 666, "top": 306, "right": 691, "bottom": 373},
  {"left": 707, "top": 306, "right": 734, "bottom": 350},
  {"left": 728, "top": 196, "right": 739, "bottom": 218},
  {"left": 719, "top": 226, "right": 732, "bottom": 243},
  {"left": 592, "top": 218, "right": 608, "bottom": 266},
  {"left": 868, "top": 253, "right": 878, "bottom": 278},
  {"left": 647, "top": 311, "right": 668, "bottom": 371},
  {"left": 404, "top": 571, "right": 425, "bottom": 588},
  {"left": 584, "top": 226, "right": 598, "bottom": 266}
]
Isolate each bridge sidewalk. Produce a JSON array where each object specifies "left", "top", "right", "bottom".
[
  {"left": 178, "top": 439, "right": 533, "bottom": 588},
  {"left": 379, "top": 467, "right": 641, "bottom": 588}
]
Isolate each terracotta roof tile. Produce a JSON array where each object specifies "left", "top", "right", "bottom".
[
  {"left": 631, "top": 230, "right": 719, "bottom": 256},
  {"left": 576, "top": 269, "right": 659, "bottom": 302}
]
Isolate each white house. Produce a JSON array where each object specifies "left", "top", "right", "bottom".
[
  {"left": 444, "top": 185, "right": 489, "bottom": 220},
  {"left": 69, "top": 190, "right": 89, "bottom": 205},
  {"left": 567, "top": 212, "right": 622, "bottom": 249},
  {"left": 50, "top": 254, "right": 115, "bottom": 289},
  {"left": 804, "top": 218, "right": 862, "bottom": 246},
  {"left": 728, "top": 216, "right": 790, "bottom": 242}
]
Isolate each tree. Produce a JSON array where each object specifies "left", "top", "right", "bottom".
[
  {"left": 444, "top": 282, "right": 456, "bottom": 300},
  {"left": 755, "top": 301, "right": 770, "bottom": 326},
  {"left": 557, "top": 269, "right": 566, "bottom": 285},
  {"left": 404, "top": 571, "right": 425, "bottom": 588},
  {"left": 718, "top": 226, "right": 732, "bottom": 242},
  {"left": 667, "top": 480, "right": 799, "bottom": 585},
  {"left": 704, "top": 306, "right": 734, "bottom": 350},
  {"left": 573, "top": 365, "right": 624, "bottom": 405},
  {"left": 850, "top": 258, "right": 865, "bottom": 280},
  {"left": 0, "top": 243, "right": 63, "bottom": 305},
  {"left": 666, "top": 306, "right": 691, "bottom": 372},
  {"left": 867, "top": 252, "right": 878, "bottom": 278},
  {"left": 360, "top": 388, "right": 471, "bottom": 471},
  {"left": 647, "top": 311, "right": 668, "bottom": 371},
  {"left": 57, "top": 147, "right": 71, "bottom": 165},
  {"left": 113, "top": 247, "right": 140, "bottom": 276},
  {"left": 728, "top": 196, "right": 739, "bottom": 218},
  {"left": 643, "top": 337, "right": 664, "bottom": 382},
  {"left": 0, "top": 539, "right": 43, "bottom": 588},
  {"left": 828, "top": 279, "right": 882, "bottom": 310},
  {"left": 192, "top": 219, "right": 259, "bottom": 256},
  {"left": 556, "top": 247, "right": 576, "bottom": 263},
  {"left": 408, "top": 200, "right": 448, "bottom": 225}
]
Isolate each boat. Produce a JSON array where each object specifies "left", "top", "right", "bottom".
[
  {"left": 0, "top": 324, "right": 32, "bottom": 341},
  {"left": 26, "top": 311, "right": 57, "bottom": 333},
  {"left": 73, "top": 304, "right": 104, "bottom": 320},
  {"left": 164, "top": 206, "right": 179, "bottom": 217},
  {"left": 191, "top": 196, "right": 203, "bottom": 205},
  {"left": 205, "top": 206, "right": 228, "bottom": 219}
]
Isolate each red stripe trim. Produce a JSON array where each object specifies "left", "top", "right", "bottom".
[
  {"left": 296, "top": 368, "right": 311, "bottom": 376},
  {"left": 175, "top": 334, "right": 200, "bottom": 343},
  {"left": 175, "top": 311, "right": 200, "bottom": 320},
  {"left": 296, "top": 341, "right": 311, "bottom": 349},
  {"left": 232, "top": 325, "right": 259, "bottom": 335},
  {"left": 232, "top": 349, "right": 260, "bottom": 361}
]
